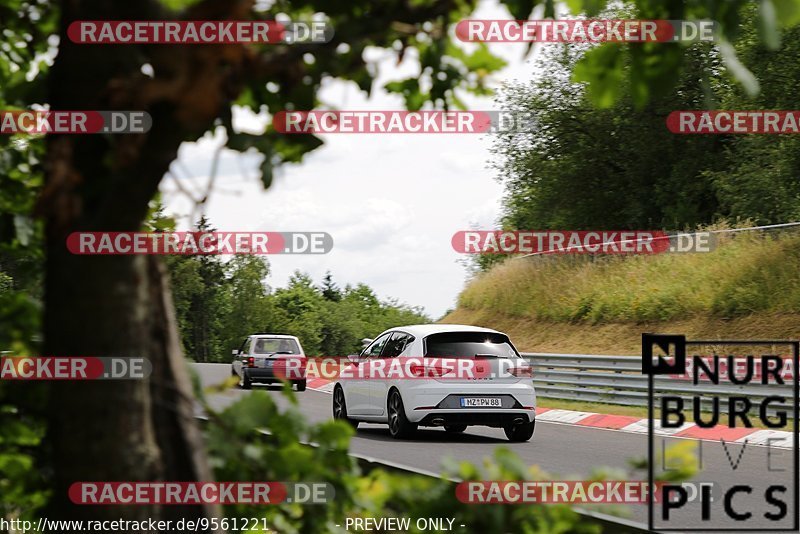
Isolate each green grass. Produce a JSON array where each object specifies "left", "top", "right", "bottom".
[
  {"left": 457, "top": 227, "right": 800, "bottom": 324},
  {"left": 537, "top": 397, "right": 650, "bottom": 417}
]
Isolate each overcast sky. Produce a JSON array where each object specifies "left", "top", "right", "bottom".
[{"left": 161, "top": 0, "right": 543, "bottom": 319}]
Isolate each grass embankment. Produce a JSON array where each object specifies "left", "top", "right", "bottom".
[
  {"left": 444, "top": 230, "right": 800, "bottom": 354},
  {"left": 443, "top": 230, "right": 800, "bottom": 418}
]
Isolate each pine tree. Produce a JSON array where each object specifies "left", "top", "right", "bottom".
[{"left": 320, "top": 271, "right": 342, "bottom": 302}]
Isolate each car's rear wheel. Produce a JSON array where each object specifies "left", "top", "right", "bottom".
[
  {"left": 333, "top": 386, "right": 359, "bottom": 429},
  {"left": 388, "top": 390, "right": 417, "bottom": 439},
  {"left": 295, "top": 379, "right": 307, "bottom": 392},
  {"left": 239, "top": 371, "right": 252, "bottom": 390},
  {"left": 504, "top": 419, "right": 535, "bottom": 442},
  {"left": 444, "top": 424, "right": 467, "bottom": 433}
]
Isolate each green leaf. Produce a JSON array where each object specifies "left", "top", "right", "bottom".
[
  {"left": 718, "top": 39, "right": 760, "bottom": 97},
  {"left": 759, "top": 0, "right": 781, "bottom": 50},
  {"left": 565, "top": 0, "right": 609, "bottom": 17},
  {"left": 772, "top": 0, "right": 800, "bottom": 26},
  {"left": 384, "top": 78, "right": 428, "bottom": 111},
  {"left": 628, "top": 45, "right": 684, "bottom": 109},
  {"left": 0, "top": 452, "right": 34, "bottom": 477},
  {"left": 503, "top": 0, "right": 537, "bottom": 20},
  {"left": 157, "top": 0, "right": 204, "bottom": 9},
  {"left": 462, "top": 44, "right": 507, "bottom": 73},
  {"left": 564, "top": 0, "right": 608, "bottom": 16},
  {"left": 572, "top": 44, "right": 624, "bottom": 108},
  {"left": 13, "top": 215, "right": 34, "bottom": 246},
  {"left": 543, "top": 0, "right": 556, "bottom": 18},
  {"left": 260, "top": 148, "right": 274, "bottom": 189},
  {"left": 226, "top": 132, "right": 263, "bottom": 152},
  {"left": 493, "top": 447, "right": 529, "bottom": 478}
]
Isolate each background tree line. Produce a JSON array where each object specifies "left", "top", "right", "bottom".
[
  {"left": 477, "top": 9, "right": 800, "bottom": 271},
  {"left": 163, "top": 216, "right": 429, "bottom": 361}
]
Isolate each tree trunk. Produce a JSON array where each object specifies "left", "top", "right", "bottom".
[
  {"left": 40, "top": 0, "right": 251, "bottom": 528},
  {"left": 44, "top": 250, "right": 220, "bottom": 527}
]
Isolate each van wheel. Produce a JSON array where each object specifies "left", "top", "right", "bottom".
[
  {"left": 295, "top": 380, "right": 307, "bottom": 392},
  {"left": 239, "top": 371, "right": 252, "bottom": 390}
]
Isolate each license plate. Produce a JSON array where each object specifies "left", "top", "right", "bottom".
[{"left": 460, "top": 397, "right": 501, "bottom": 408}]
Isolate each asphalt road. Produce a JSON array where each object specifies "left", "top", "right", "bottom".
[{"left": 193, "top": 363, "right": 797, "bottom": 531}]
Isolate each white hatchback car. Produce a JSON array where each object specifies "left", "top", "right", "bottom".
[{"left": 332, "top": 325, "right": 536, "bottom": 441}]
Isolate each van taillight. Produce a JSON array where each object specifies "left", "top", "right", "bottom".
[{"left": 246, "top": 356, "right": 255, "bottom": 367}]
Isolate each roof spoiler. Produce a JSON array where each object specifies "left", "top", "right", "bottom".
[{"left": 254, "top": 332, "right": 293, "bottom": 336}]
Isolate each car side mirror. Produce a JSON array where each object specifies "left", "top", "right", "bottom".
[
  {"left": 232, "top": 349, "right": 239, "bottom": 356},
  {"left": 347, "top": 354, "right": 362, "bottom": 365}
]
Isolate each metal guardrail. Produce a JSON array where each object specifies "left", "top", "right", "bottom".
[{"left": 521, "top": 352, "right": 794, "bottom": 417}]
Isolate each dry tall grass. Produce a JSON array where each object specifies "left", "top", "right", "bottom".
[{"left": 456, "top": 229, "right": 800, "bottom": 324}]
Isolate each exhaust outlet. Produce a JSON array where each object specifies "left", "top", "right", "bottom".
[
  {"left": 431, "top": 418, "right": 446, "bottom": 426},
  {"left": 513, "top": 417, "right": 525, "bottom": 425}
]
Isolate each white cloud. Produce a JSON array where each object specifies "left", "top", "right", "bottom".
[{"left": 160, "top": 0, "right": 539, "bottom": 318}]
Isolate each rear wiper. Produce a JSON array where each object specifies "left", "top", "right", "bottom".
[{"left": 473, "top": 353, "right": 509, "bottom": 358}]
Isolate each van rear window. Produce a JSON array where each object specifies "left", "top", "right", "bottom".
[{"left": 253, "top": 338, "right": 301, "bottom": 354}]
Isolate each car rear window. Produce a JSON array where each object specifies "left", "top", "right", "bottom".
[
  {"left": 424, "top": 332, "right": 520, "bottom": 358},
  {"left": 253, "top": 338, "right": 301, "bottom": 354}
]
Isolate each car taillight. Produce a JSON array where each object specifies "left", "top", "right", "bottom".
[
  {"left": 409, "top": 363, "right": 447, "bottom": 378},
  {"left": 246, "top": 356, "right": 255, "bottom": 367},
  {"left": 408, "top": 364, "right": 425, "bottom": 377},
  {"left": 510, "top": 364, "right": 533, "bottom": 378}
]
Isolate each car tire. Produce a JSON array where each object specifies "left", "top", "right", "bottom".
[
  {"left": 444, "top": 424, "right": 467, "bottom": 433},
  {"left": 504, "top": 419, "right": 535, "bottom": 442},
  {"left": 231, "top": 365, "right": 236, "bottom": 377},
  {"left": 387, "top": 389, "right": 417, "bottom": 439},
  {"left": 333, "top": 386, "right": 359, "bottom": 429},
  {"left": 295, "top": 380, "right": 307, "bottom": 392},
  {"left": 239, "top": 371, "right": 252, "bottom": 390}
]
